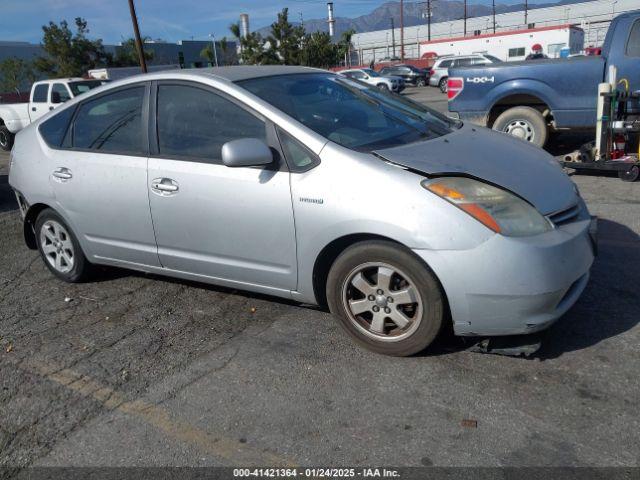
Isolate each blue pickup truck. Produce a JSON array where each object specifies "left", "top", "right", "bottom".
[{"left": 447, "top": 10, "right": 640, "bottom": 147}]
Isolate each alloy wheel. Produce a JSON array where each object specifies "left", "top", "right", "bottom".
[
  {"left": 0, "top": 130, "right": 8, "bottom": 149},
  {"left": 341, "top": 262, "right": 423, "bottom": 342},
  {"left": 40, "top": 220, "right": 75, "bottom": 273}
]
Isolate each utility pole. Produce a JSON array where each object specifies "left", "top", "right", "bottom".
[
  {"left": 463, "top": 0, "right": 467, "bottom": 36},
  {"left": 400, "top": 0, "right": 405, "bottom": 60},
  {"left": 127, "top": 0, "right": 147, "bottom": 73},
  {"left": 492, "top": 0, "right": 496, "bottom": 33},
  {"left": 524, "top": 0, "right": 528, "bottom": 26},
  {"left": 390, "top": 17, "right": 396, "bottom": 58},
  {"left": 427, "top": 0, "right": 432, "bottom": 41}
]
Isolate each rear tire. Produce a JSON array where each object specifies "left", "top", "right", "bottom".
[
  {"left": 0, "top": 125, "right": 13, "bottom": 151},
  {"left": 439, "top": 77, "right": 448, "bottom": 93},
  {"left": 492, "top": 106, "right": 548, "bottom": 148},
  {"left": 35, "top": 208, "right": 92, "bottom": 282},
  {"left": 326, "top": 240, "right": 444, "bottom": 356},
  {"left": 416, "top": 78, "right": 427, "bottom": 87}
]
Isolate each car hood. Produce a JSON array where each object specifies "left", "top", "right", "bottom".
[{"left": 373, "top": 125, "right": 576, "bottom": 215}]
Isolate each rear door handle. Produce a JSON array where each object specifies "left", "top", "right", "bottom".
[
  {"left": 151, "top": 178, "right": 179, "bottom": 194},
  {"left": 52, "top": 167, "right": 72, "bottom": 180}
]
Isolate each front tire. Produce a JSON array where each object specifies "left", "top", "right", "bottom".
[
  {"left": 326, "top": 241, "right": 444, "bottom": 356},
  {"left": 492, "top": 106, "right": 548, "bottom": 148},
  {"left": 439, "top": 77, "right": 448, "bottom": 93},
  {"left": 0, "top": 125, "right": 14, "bottom": 151},
  {"left": 35, "top": 208, "right": 92, "bottom": 282},
  {"left": 416, "top": 78, "right": 426, "bottom": 87},
  {"left": 377, "top": 83, "right": 389, "bottom": 91}
]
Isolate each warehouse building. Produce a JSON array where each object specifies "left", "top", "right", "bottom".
[{"left": 352, "top": 0, "right": 639, "bottom": 63}]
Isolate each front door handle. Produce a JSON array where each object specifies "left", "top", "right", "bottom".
[
  {"left": 151, "top": 178, "right": 179, "bottom": 194},
  {"left": 52, "top": 167, "right": 72, "bottom": 180}
]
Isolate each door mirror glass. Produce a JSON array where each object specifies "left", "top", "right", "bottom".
[{"left": 222, "top": 138, "right": 273, "bottom": 167}]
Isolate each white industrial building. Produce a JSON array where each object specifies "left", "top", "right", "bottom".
[{"left": 352, "top": 0, "right": 639, "bottom": 63}]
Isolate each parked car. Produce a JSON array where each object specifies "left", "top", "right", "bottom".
[
  {"left": 379, "top": 64, "right": 429, "bottom": 87},
  {"left": 9, "top": 66, "right": 596, "bottom": 356},
  {"left": 448, "top": 10, "right": 640, "bottom": 148},
  {"left": 429, "top": 54, "right": 502, "bottom": 93},
  {"left": 0, "top": 78, "right": 105, "bottom": 151},
  {"left": 340, "top": 68, "right": 404, "bottom": 92}
]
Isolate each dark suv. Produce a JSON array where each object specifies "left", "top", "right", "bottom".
[{"left": 379, "top": 64, "right": 429, "bottom": 87}]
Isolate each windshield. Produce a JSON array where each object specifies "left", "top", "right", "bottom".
[
  {"left": 362, "top": 69, "right": 380, "bottom": 77},
  {"left": 239, "top": 73, "right": 454, "bottom": 152},
  {"left": 482, "top": 54, "right": 503, "bottom": 63},
  {"left": 68, "top": 80, "right": 105, "bottom": 96}
]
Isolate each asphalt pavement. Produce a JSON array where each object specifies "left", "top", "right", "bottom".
[{"left": 1, "top": 87, "right": 639, "bottom": 472}]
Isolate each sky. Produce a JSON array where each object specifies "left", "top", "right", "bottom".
[{"left": 2, "top": 0, "right": 551, "bottom": 45}]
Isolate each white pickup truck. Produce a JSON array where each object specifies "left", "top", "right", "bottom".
[{"left": 0, "top": 78, "right": 105, "bottom": 151}]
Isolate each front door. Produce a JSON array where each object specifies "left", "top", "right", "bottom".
[
  {"left": 49, "top": 83, "right": 160, "bottom": 267},
  {"left": 147, "top": 82, "right": 297, "bottom": 291}
]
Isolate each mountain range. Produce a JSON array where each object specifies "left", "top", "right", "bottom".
[{"left": 256, "top": 0, "right": 587, "bottom": 38}]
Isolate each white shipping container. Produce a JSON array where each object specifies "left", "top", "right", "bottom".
[{"left": 419, "top": 24, "right": 585, "bottom": 61}]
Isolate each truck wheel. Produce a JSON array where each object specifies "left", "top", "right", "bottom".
[
  {"left": 0, "top": 126, "right": 14, "bottom": 151},
  {"left": 492, "top": 106, "right": 548, "bottom": 148},
  {"left": 439, "top": 77, "right": 448, "bottom": 93}
]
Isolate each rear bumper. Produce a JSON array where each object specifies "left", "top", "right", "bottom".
[
  {"left": 452, "top": 111, "right": 488, "bottom": 126},
  {"left": 413, "top": 214, "right": 595, "bottom": 336}
]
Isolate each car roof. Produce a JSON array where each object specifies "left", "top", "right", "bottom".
[{"left": 175, "top": 65, "right": 326, "bottom": 82}]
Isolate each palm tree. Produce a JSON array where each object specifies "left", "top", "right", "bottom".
[{"left": 339, "top": 29, "right": 356, "bottom": 67}]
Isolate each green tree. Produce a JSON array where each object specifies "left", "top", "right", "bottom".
[
  {"left": 267, "top": 8, "right": 305, "bottom": 65},
  {"left": 200, "top": 43, "right": 217, "bottom": 66},
  {"left": 300, "top": 32, "right": 339, "bottom": 68},
  {"left": 111, "top": 37, "right": 154, "bottom": 67},
  {"left": 229, "top": 23, "right": 272, "bottom": 65},
  {"left": 0, "top": 57, "right": 35, "bottom": 93},
  {"left": 338, "top": 29, "right": 356, "bottom": 67},
  {"left": 34, "top": 17, "right": 108, "bottom": 77}
]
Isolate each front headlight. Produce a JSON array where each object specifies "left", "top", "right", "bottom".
[{"left": 422, "top": 177, "right": 553, "bottom": 237}]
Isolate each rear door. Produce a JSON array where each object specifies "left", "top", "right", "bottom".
[
  {"left": 30, "top": 83, "right": 50, "bottom": 121},
  {"left": 147, "top": 81, "right": 297, "bottom": 291},
  {"left": 48, "top": 83, "right": 160, "bottom": 267}
]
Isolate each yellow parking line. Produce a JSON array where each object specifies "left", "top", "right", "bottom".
[{"left": 26, "top": 360, "right": 294, "bottom": 466}]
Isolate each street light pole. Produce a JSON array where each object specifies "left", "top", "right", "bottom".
[
  {"left": 400, "top": 0, "right": 405, "bottom": 61},
  {"left": 127, "top": 0, "right": 147, "bottom": 73},
  {"left": 208, "top": 34, "right": 219, "bottom": 67}
]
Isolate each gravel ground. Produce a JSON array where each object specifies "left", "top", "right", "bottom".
[{"left": 0, "top": 87, "right": 639, "bottom": 472}]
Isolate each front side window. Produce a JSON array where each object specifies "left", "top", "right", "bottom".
[
  {"left": 52, "top": 83, "right": 71, "bottom": 103},
  {"left": 626, "top": 20, "right": 640, "bottom": 57},
  {"left": 32, "top": 84, "right": 49, "bottom": 103},
  {"left": 156, "top": 84, "right": 266, "bottom": 162},
  {"left": 239, "top": 73, "right": 453, "bottom": 152},
  {"left": 73, "top": 86, "right": 145, "bottom": 154},
  {"left": 277, "top": 127, "right": 319, "bottom": 172}
]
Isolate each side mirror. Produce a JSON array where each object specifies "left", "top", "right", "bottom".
[
  {"left": 221, "top": 138, "right": 273, "bottom": 168},
  {"left": 51, "top": 92, "right": 62, "bottom": 104}
]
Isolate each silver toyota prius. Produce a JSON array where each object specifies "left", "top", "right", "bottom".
[{"left": 9, "top": 66, "right": 596, "bottom": 356}]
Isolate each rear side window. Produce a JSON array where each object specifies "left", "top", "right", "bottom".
[
  {"left": 627, "top": 20, "right": 640, "bottom": 56},
  {"left": 156, "top": 84, "right": 266, "bottom": 163},
  {"left": 439, "top": 60, "right": 453, "bottom": 68},
  {"left": 73, "top": 86, "right": 145, "bottom": 154},
  {"left": 32, "top": 84, "right": 49, "bottom": 103},
  {"left": 39, "top": 106, "right": 76, "bottom": 147}
]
